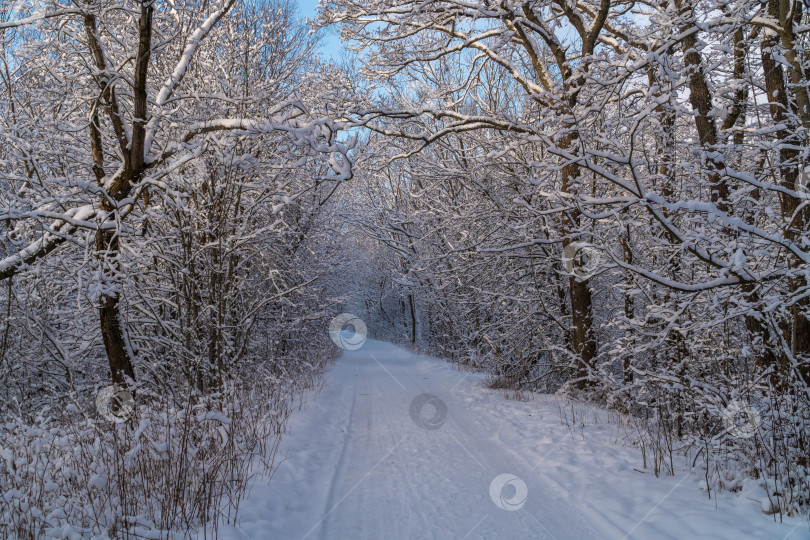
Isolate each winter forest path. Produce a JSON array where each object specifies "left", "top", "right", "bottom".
[{"left": 221, "top": 340, "right": 808, "bottom": 540}]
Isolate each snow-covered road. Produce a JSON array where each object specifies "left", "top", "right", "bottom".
[{"left": 223, "top": 340, "right": 808, "bottom": 540}]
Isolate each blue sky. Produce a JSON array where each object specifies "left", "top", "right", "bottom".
[
  {"left": 296, "top": 0, "right": 344, "bottom": 59},
  {"left": 296, "top": 0, "right": 320, "bottom": 17}
]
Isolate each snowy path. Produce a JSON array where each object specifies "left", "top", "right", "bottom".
[{"left": 223, "top": 340, "right": 808, "bottom": 540}]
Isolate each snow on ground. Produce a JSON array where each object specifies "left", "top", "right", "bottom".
[{"left": 218, "top": 340, "right": 809, "bottom": 539}]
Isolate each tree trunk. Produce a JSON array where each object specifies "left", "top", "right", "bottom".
[
  {"left": 676, "top": 0, "right": 728, "bottom": 212},
  {"left": 97, "top": 229, "right": 136, "bottom": 386},
  {"left": 760, "top": 13, "right": 810, "bottom": 386},
  {"left": 621, "top": 220, "right": 634, "bottom": 383},
  {"left": 408, "top": 293, "right": 417, "bottom": 345},
  {"left": 559, "top": 134, "right": 596, "bottom": 389}
]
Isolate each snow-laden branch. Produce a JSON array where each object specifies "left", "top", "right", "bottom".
[
  {"left": 143, "top": 0, "right": 237, "bottom": 158},
  {"left": 0, "top": 8, "right": 81, "bottom": 29}
]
